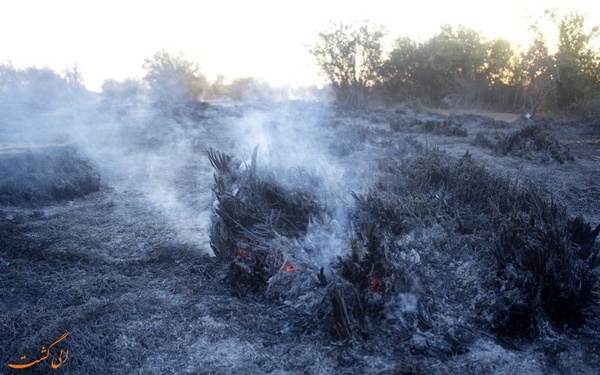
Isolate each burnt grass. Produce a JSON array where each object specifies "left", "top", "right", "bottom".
[
  {"left": 1, "top": 101, "right": 600, "bottom": 374},
  {"left": 471, "top": 120, "right": 574, "bottom": 164},
  {"left": 0, "top": 145, "right": 100, "bottom": 205}
]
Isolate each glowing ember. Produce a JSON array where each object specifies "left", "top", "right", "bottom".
[
  {"left": 371, "top": 277, "right": 383, "bottom": 293},
  {"left": 284, "top": 263, "right": 294, "bottom": 272},
  {"left": 237, "top": 236, "right": 247, "bottom": 259},
  {"left": 236, "top": 247, "right": 246, "bottom": 259}
]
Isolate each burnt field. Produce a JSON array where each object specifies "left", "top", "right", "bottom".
[{"left": 1, "top": 101, "right": 599, "bottom": 374}]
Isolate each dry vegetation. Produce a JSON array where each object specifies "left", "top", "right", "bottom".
[{"left": 2, "top": 100, "right": 599, "bottom": 374}]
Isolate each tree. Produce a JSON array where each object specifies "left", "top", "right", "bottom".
[
  {"left": 207, "top": 75, "right": 228, "bottom": 99},
  {"left": 310, "top": 21, "right": 385, "bottom": 109},
  {"left": 143, "top": 49, "right": 207, "bottom": 110},
  {"left": 419, "top": 25, "right": 489, "bottom": 107},
  {"left": 553, "top": 11, "right": 600, "bottom": 116},
  {"left": 0, "top": 63, "right": 88, "bottom": 116},
  {"left": 382, "top": 25, "right": 515, "bottom": 109},
  {"left": 484, "top": 39, "right": 515, "bottom": 86},
  {"left": 515, "top": 10, "right": 600, "bottom": 118},
  {"left": 380, "top": 37, "right": 422, "bottom": 104},
  {"left": 517, "top": 34, "right": 556, "bottom": 117},
  {"left": 226, "top": 77, "right": 273, "bottom": 102}
]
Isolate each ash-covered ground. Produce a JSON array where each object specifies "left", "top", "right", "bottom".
[{"left": 1, "top": 100, "right": 599, "bottom": 374}]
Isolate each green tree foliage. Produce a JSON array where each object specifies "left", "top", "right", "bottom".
[
  {"left": 311, "top": 21, "right": 385, "bottom": 109},
  {"left": 514, "top": 34, "right": 556, "bottom": 117},
  {"left": 381, "top": 37, "right": 422, "bottom": 103},
  {"left": 421, "top": 25, "right": 489, "bottom": 105},
  {"left": 382, "top": 25, "right": 515, "bottom": 109},
  {"left": 553, "top": 11, "right": 600, "bottom": 117},
  {"left": 377, "top": 11, "right": 600, "bottom": 118},
  {"left": 143, "top": 49, "right": 207, "bottom": 110}
]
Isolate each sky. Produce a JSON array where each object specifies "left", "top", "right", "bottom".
[{"left": 0, "top": 0, "right": 598, "bottom": 91}]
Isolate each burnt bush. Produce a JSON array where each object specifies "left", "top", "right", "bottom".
[
  {"left": 421, "top": 118, "right": 468, "bottom": 137},
  {"left": 0, "top": 145, "right": 100, "bottom": 206},
  {"left": 208, "top": 148, "right": 324, "bottom": 292},
  {"left": 389, "top": 116, "right": 467, "bottom": 137},
  {"left": 389, "top": 117, "right": 422, "bottom": 132},
  {"left": 372, "top": 146, "right": 599, "bottom": 337},
  {"left": 490, "top": 187, "right": 600, "bottom": 336},
  {"left": 209, "top": 147, "right": 426, "bottom": 342},
  {"left": 583, "top": 119, "right": 600, "bottom": 137},
  {"left": 209, "top": 140, "right": 599, "bottom": 344},
  {"left": 472, "top": 124, "right": 574, "bottom": 163},
  {"left": 328, "top": 124, "right": 368, "bottom": 157},
  {"left": 398, "top": 148, "right": 515, "bottom": 216}
]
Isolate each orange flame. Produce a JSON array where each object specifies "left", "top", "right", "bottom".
[{"left": 284, "top": 263, "right": 294, "bottom": 272}]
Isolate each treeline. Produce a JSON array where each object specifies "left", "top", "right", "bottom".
[
  {"left": 2, "top": 10, "right": 597, "bottom": 120},
  {"left": 0, "top": 51, "right": 325, "bottom": 122},
  {"left": 0, "top": 63, "right": 89, "bottom": 115},
  {"left": 101, "top": 50, "right": 327, "bottom": 114},
  {"left": 312, "top": 10, "right": 600, "bottom": 118}
]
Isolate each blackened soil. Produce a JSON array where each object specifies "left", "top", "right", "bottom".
[{"left": 1, "top": 102, "right": 599, "bottom": 374}]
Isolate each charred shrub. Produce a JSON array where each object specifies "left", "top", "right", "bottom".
[
  {"left": 389, "top": 117, "right": 422, "bottom": 132},
  {"left": 329, "top": 124, "right": 368, "bottom": 157},
  {"left": 490, "top": 186, "right": 600, "bottom": 336},
  {"left": 472, "top": 124, "right": 574, "bottom": 164},
  {"left": 0, "top": 145, "right": 100, "bottom": 206},
  {"left": 401, "top": 148, "right": 514, "bottom": 215},
  {"left": 421, "top": 118, "right": 467, "bottom": 137},
  {"left": 583, "top": 119, "right": 600, "bottom": 136},
  {"left": 376, "top": 146, "right": 599, "bottom": 338},
  {"left": 322, "top": 224, "right": 426, "bottom": 341},
  {"left": 471, "top": 132, "right": 496, "bottom": 149},
  {"left": 352, "top": 192, "right": 404, "bottom": 236},
  {"left": 209, "top": 147, "right": 429, "bottom": 342},
  {"left": 208, "top": 148, "right": 324, "bottom": 293}
]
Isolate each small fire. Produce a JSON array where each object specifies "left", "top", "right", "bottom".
[{"left": 284, "top": 263, "right": 294, "bottom": 272}]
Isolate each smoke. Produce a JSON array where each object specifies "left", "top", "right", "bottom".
[
  {"left": 0, "top": 64, "right": 218, "bottom": 250},
  {"left": 225, "top": 101, "right": 376, "bottom": 267},
  {"left": 75, "top": 107, "right": 216, "bottom": 250},
  {"left": 0, "top": 64, "right": 371, "bottom": 264}
]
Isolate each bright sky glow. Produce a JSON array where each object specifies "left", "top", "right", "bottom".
[{"left": 0, "top": 0, "right": 597, "bottom": 91}]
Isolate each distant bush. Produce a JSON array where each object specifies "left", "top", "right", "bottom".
[
  {"left": 472, "top": 123, "right": 574, "bottom": 163},
  {"left": 143, "top": 50, "right": 208, "bottom": 113},
  {"left": 99, "top": 78, "right": 146, "bottom": 115},
  {"left": 311, "top": 21, "right": 385, "bottom": 109},
  {"left": 0, "top": 63, "right": 88, "bottom": 122},
  {"left": 225, "top": 77, "right": 274, "bottom": 102}
]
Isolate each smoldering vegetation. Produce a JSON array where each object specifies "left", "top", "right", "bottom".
[
  {"left": 207, "top": 106, "right": 600, "bottom": 373},
  {"left": 1, "top": 88, "right": 600, "bottom": 374},
  {"left": 209, "top": 135, "right": 599, "bottom": 339}
]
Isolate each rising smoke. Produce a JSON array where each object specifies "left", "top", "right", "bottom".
[{"left": 0, "top": 64, "right": 366, "bottom": 262}]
